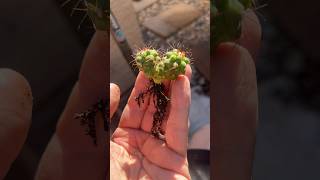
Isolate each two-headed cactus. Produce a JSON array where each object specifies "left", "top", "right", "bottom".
[
  {"left": 135, "top": 49, "right": 190, "bottom": 84},
  {"left": 211, "top": 0, "right": 253, "bottom": 49}
]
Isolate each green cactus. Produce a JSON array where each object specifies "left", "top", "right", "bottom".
[
  {"left": 134, "top": 48, "right": 190, "bottom": 140},
  {"left": 135, "top": 48, "right": 190, "bottom": 84},
  {"left": 211, "top": 0, "right": 253, "bottom": 49},
  {"left": 85, "top": 0, "right": 109, "bottom": 30},
  {"left": 62, "top": 0, "right": 109, "bottom": 31}
]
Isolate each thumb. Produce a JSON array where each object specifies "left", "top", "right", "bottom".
[
  {"left": 110, "top": 83, "right": 120, "bottom": 119},
  {"left": 0, "top": 68, "right": 32, "bottom": 179}
]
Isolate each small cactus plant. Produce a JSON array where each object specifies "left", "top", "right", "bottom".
[
  {"left": 135, "top": 48, "right": 190, "bottom": 84},
  {"left": 62, "top": 0, "right": 109, "bottom": 31},
  {"left": 85, "top": 0, "right": 109, "bottom": 30},
  {"left": 211, "top": 0, "right": 253, "bottom": 50},
  {"left": 134, "top": 48, "right": 190, "bottom": 139}
]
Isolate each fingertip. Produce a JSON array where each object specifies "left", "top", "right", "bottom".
[
  {"left": 172, "top": 75, "right": 191, "bottom": 102},
  {"left": 215, "top": 42, "right": 252, "bottom": 62},
  {"left": 0, "top": 68, "right": 32, "bottom": 178},
  {"left": 171, "top": 75, "right": 191, "bottom": 108},
  {"left": 110, "top": 83, "right": 120, "bottom": 98},
  {"left": 134, "top": 71, "right": 150, "bottom": 89},
  {"left": 110, "top": 83, "right": 120, "bottom": 119},
  {"left": 184, "top": 64, "right": 192, "bottom": 81},
  {"left": 0, "top": 68, "right": 33, "bottom": 120}
]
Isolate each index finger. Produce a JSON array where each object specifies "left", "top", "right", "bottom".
[
  {"left": 212, "top": 43, "right": 258, "bottom": 180},
  {"left": 118, "top": 72, "right": 151, "bottom": 129},
  {"left": 165, "top": 75, "right": 191, "bottom": 156},
  {"left": 0, "top": 69, "right": 32, "bottom": 179}
]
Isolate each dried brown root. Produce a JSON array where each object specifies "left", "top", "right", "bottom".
[
  {"left": 75, "top": 99, "right": 108, "bottom": 146},
  {"left": 135, "top": 80, "right": 169, "bottom": 140}
]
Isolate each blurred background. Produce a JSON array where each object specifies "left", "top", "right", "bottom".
[{"left": 253, "top": 0, "right": 320, "bottom": 179}]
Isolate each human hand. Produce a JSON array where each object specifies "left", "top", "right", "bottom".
[
  {"left": 110, "top": 65, "right": 192, "bottom": 180},
  {"left": 0, "top": 69, "right": 32, "bottom": 179},
  {"left": 212, "top": 10, "right": 261, "bottom": 180},
  {"left": 0, "top": 31, "right": 108, "bottom": 179},
  {"left": 35, "top": 31, "right": 108, "bottom": 180}
]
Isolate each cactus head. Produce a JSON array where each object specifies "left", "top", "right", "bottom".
[
  {"left": 135, "top": 48, "right": 190, "bottom": 84},
  {"left": 62, "top": 0, "right": 109, "bottom": 31},
  {"left": 85, "top": 0, "right": 109, "bottom": 30},
  {"left": 211, "top": 0, "right": 253, "bottom": 50}
]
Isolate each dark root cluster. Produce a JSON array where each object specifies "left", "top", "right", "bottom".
[
  {"left": 75, "top": 99, "right": 108, "bottom": 146},
  {"left": 135, "top": 80, "right": 169, "bottom": 140}
]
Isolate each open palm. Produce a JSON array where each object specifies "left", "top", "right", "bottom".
[{"left": 110, "top": 68, "right": 192, "bottom": 180}]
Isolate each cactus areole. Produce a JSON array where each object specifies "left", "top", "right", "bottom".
[
  {"left": 134, "top": 48, "right": 190, "bottom": 139},
  {"left": 211, "top": 0, "right": 253, "bottom": 51}
]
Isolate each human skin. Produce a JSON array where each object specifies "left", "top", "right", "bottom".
[
  {"left": 110, "top": 64, "right": 192, "bottom": 179},
  {"left": 189, "top": 9, "right": 261, "bottom": 161},
  {"left": 0, "top": 30, "right": 192, "bottom": 180},
  {"left": 0, "top": 69, "right": 32, "bottom": 179},
  {"left": 0, "top": 31, "right": 108, "bottom": 180},
  {"left": 0, "top": 8, "right": 261, "bottom": 179},
  {"left": 212, "top": 10, "right": 261, "bottom": 180}
]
